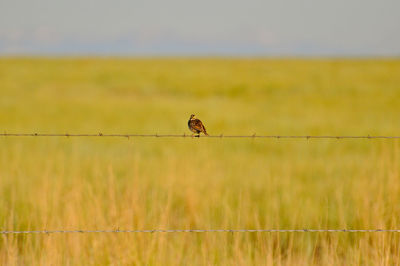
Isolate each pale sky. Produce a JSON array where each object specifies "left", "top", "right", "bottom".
[{"left": 1, "top": 0, "right": 399, "bottom": 56}]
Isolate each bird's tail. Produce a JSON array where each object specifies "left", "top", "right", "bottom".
[{"left": 204, "top": 130, "right": 209, "bottom": 136}]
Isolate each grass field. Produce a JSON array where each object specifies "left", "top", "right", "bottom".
[{"left": 1, "top": 58, "right": 400, "bottom": 265}]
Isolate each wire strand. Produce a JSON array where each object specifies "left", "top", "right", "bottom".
[
  {"left": 1, "top": 229, "right": 400, "bottom": 234},
  {"left": 1, "top": 133, "right": 399, "bottom": 139}
]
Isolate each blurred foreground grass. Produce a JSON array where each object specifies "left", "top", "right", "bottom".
[{"left": 0, "top": 58, "right": 400, "bottom": 265}]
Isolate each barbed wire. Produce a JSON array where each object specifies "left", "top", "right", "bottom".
[
  {"left": 1, "top": 229, "right": 400, "bottom": 235},
  {"left": 1, "top": 133, "right": 400, "bottom": 140}
]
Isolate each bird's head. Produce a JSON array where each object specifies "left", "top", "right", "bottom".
[{"left": 190, "top": 114, "right": 195, "bottom": 119}]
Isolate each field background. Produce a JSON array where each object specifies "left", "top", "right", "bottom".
[{"left": 1, "top": 58, "right": 400, "bottom": 265}]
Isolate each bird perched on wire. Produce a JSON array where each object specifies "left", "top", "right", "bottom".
[{"left": 188, "top": 114, "right": 209, "bottom": 136}]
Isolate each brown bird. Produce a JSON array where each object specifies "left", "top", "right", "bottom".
[{"left": 188, "top": 114, "right": 209, "bottom": 136}]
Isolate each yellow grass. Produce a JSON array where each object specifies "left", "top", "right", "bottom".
[{"left": 0, "top": 58, "right": 400, "bottom": 265}]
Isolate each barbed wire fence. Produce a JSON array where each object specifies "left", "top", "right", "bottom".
[
  {"left": 1, "top": 132, "right": 399, "bottom": 235},
  {"left": 1, "top": 133, "right": 400, "bottom": 139}
]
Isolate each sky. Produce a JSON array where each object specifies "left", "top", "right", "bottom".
[{"left": 1, "top": 0, "right": 399, "bottom": 56}]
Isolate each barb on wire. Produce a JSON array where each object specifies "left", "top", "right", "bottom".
[
  {"left": 1, "top": 229, "right": 400, "bottom": 235},
  {"left": 0, "top": 133, "right": 400, "bottom": 140}
]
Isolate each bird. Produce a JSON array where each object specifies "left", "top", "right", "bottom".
[{"left": 188, "top": 114, "right": 209, "bottom": 136}]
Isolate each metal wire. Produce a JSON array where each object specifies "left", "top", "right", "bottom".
[
  {"left": 1, "top": 229, "right": 400, "bottom": 234},
  {"left": 1, "top": 133, "right": 400, "bottom": 139}
]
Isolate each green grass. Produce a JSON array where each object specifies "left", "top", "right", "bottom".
[{"left": 0, "top": 58, "right": 400, "bottom": 265}]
